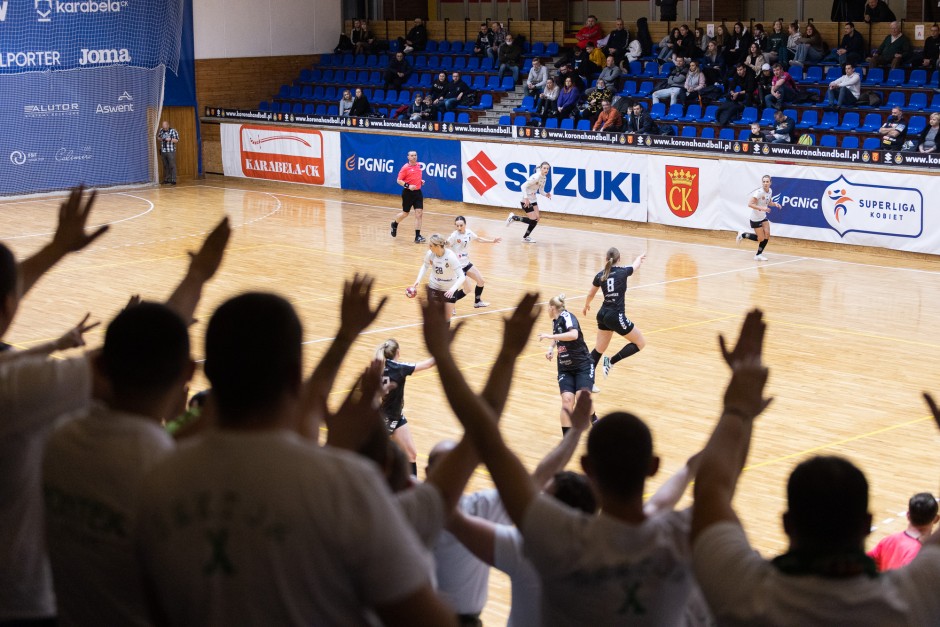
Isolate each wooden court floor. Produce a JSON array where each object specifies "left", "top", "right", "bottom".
[{"left": 3, "top": 177, "right": 940, "bottom": 624}]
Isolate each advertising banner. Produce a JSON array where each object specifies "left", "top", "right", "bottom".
[
  {"left": 220, "top": 124, "right": 340, "bottom": 187},
  {"left": 460, "top": 142, "right": 647, "bottom": 221},
  {"left": 646, "top": 155, "right": 723, "bottom": 230},
  {"left": 340, "top": 133, "right": 462, "bottom": 201},
  {"left": 718, "top": 161, "right": 940, "bottom": 254}
]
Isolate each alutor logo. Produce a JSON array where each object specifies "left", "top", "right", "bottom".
[
  {"left": 37, "top": 0, "right": 127, "bottom": 22},
  {"left": 79, "top": 48, "right": 131, "bottom": 66}
]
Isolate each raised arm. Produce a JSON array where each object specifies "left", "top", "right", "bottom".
[
  {"left": 631, "top": 253, "right": 646, "bottom": 270},
  {"left": 18, "top": 186, "right": 108, "bottom": 298},
  {"left": 165, "top": 217, "right": 231, "bottom": 323},
  {"left": 530, "top": 401, "right": 592, "bottom": 488},
  {"left": 446, "top": 510, "right": 498, "bottom": 566},
  {"left": 691, "top": 310, "right": 773, "bottom": 542},
  {"left": 922, "top": 393, "right": 940, "bottom": 548},
  {"left": 0, "top": 313, "right": 99, "bottom": 363},
  {"left": 644, "top": 451, "right": 701, "bottom": 517}
]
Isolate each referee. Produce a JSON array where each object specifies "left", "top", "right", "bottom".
[{"left": 390, "top": 150, "right": 426, "bottom": 243}]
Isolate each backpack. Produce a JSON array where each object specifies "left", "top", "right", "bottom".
[
  {"left": 857, "top": 91, "right": 881, "bottom": 107},
  {"left": 463, "top": 91, "right": 477, "bottom": 107},
  {"left": 798, "top": 134, "right": 813, "bottom": 145}
]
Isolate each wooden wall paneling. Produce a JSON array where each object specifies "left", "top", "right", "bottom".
[{"left": 158, "top": 106, "right": 198, "bottom": 180}]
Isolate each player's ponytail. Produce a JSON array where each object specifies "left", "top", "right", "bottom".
[
  {"left": 429, "top": 233, "right": 446, "bottom": 247},
  {"left": 601, "top": 247, "right": 620, "bottom": 282},
  {"left": 549, "top": 293, "right": 567, "bottom": 311},
  {"left": 375, "top": 339, "right": 399, "bottom": 365}
]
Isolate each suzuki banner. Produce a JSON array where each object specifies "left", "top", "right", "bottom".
[
  {"left": 717, "top": 161, "right": 940, "bottom": 254},
  {"left": 221, "top": 124, "right": 340, "bottom": 187},
  {"left": 460, "top": 142, "right": 647, "bottom": 221},
  {"left": 340, "top": 133, "right": 463, "bottom": 201},
  {"left": 646, "top": 155, "right": 723, "bottom": 230}
]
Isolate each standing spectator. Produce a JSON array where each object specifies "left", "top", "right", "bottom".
[
  {"left": 338, "top": 89, "right": 354, "bottom": 116},
  {"left": 441, "top": 72, "right": 470, "bottom": 112},
  {"left": 534, "top": 77, "right": 559, "bottom": 117},
  {"left": 869, "top": 493, "right": 939, "bottom": 571},
  {"left": 826, "top": 62, "right": 861, "bottom": 108},
  {"left": 770, "top": 108, "right": 796, "bottom": 143},
  {"left": 868, "top": 21, "right": 912, "bottom": 68},
  {"left": 764, "top": 62, "right": 798, "bottom": 109},
  {"left": 917, "top": 111, "right": 940, "bottom": 152},
  {"left": 913, "top": 23, "right": 940, "bottom": 69},
  {"left": 554, "top": 76, "right": 581, "bottom": 122},
  {"left": 524, "top": 57, "right": 548, "bottom": 97},
  {"left": 878, "top": 105, "right": 907, "bottom": 147},
  {"left": 765, "top": 19, "right": 788, "bottom": 64},
  {"left": 789, "top": 23, "right": 826, "bottom": 68},
  {"left": 652, "top": 56, "right": 689, "bottom": 106},
  {"left": 864, "top": 0, "right": 896, "bottom": 22},
  {"left": 716, "top": 64, "right": 757, "bottom": 126},
  {"left": 824, "top": 21, "right": 866, "bottom": 65},
  {"left": 399, "top": 18, "right": 427, "bottom": 54},
  {"left": 658, "top": 0, "right": 678, "bottom": 21},
  {"left": 157, "top": 120, "right": 179, "bottom": 185},
  {"left": 597, "top": 55, "right": 622, "bottom": 86},
  {"left": 350, "top": 87, "right": 371, "bottom": 116},
  {"left": 635, "top": 17, "right": 654, "bottom": 57},
  {"left": 604, "top": 18, "right": 630, "bottom": 63},
  {"left": 497, "top": 34, "right": 522, "bottom": 84},
  {"left": 592, "top": 99, "right": 623, "bottom": 131},
  {"left": 473, "top": 23, "right": 494, "bottom": 58},
  {"left": 575, "top": 15, "right": 602, "bottom": 50},
  {"left": 385, "top": 51, "right": 412, "bottom": 90}
]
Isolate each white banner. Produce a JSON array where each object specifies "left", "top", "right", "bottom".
[
  {"left": 717, "top": 161, "right": 940, "bottom": 254},
  {"left": 460, "top": 142, "right": 647, "bottom": 222},
  {"left": 221, "top": 124, "right": 340, "bottom": 188},
  {"left": 646, "top": 155, "right": 724, "bottom": 230}
]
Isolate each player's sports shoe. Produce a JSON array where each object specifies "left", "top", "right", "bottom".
[
  {"left": 591, "top": 384, "right": 601, "bottom": 393},
  {"left": 390, "top": 221, "right": 398, "bottom": 237},
  {"left": 415, "top": 235, "right": 427, "bottom": 244},
  {"left": 473, "top": 300, "right": 489, "bottom": 308},
  {"left": 522, "top": 236, "right": 536, "bottom": 243},
  {"left": 602, "top": 356, "right": 612, "bottom": 378},
  {"left": 755, "top": 254, "right": 768, "bottom": 261},
  {"left": 735, "top": 232, "right": 744, "bottom": 243},
  {"left": 505, "top": 212, "right": 516, "bottom": 227}
]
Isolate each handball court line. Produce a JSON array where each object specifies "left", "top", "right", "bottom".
[{"left": 0, "top": 194, "right": 155, "bottom": 241}]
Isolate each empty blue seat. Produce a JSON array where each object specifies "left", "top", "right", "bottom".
[
  {"left": 466, "top": 57, "right": 480, "bottom": 70},
  {"left": 288, "top": 85, "right": 302, "bottom": 98},
  {"left": 500, "top": 76, "right": 515, "bottom": 90},
  {"left": 858, "top": 113, "right": 882, "bottom": 132},
  {"left": 819, "top": 134, "right": 837, "bottom": 147},
  {"left": 320, "top": 54, "right": 334, "bottom": 66},
  {"left": 498, "top": 114, "right": 510, "bottom": 125},
  {"left": 628, "top": 61, "right": 642, "bottom": 75},
  {"left": 486, "top": 76, "right": 500, "bottom": 90},
  {"left": 649, "top": 102, "right": 666, "bottom": 119},
  {"left": 718, "top": 128, "right": 735, "bottom": 140},
  {"left": 514, "top": 115, "right": 527, "bottom": 126},
  {"left": 700, "top": 127, "right": 715, "bottom": 138},
  {"left": 636, "top": 81, "right": 654, "bottom": 97},
  {"left": 322, "top": 69, "right": 334, "bottom": 82},
  {"left": 457, "top": 112, "right": 470, "bottom": 123},
  {"left": 800, "top": 66, "right": 822, "bottom": 83},
  {"left": 366, "top": 55, "right": 379, "bottom": 67},
  {"left": 277, "top": 84, "right": 290, "bottom": 98},
  {"left": 453, "top": 57, "right": 467, "bottom": 70},
  {"left": 905, "top": 69, "right": 927, "bottom": 87},
  {"left": 884, "top": 68, "right": 904, "bottom": 86},
  {"left": 311, "top": 103, "right": 323, "bottom": 115},
  {"left": 681, "top": 126, "right": 697, "bottom": 137},
  {"left": 258, "top": 101, "right": 270, "bottom": 111},
  {"left": 908, "top": 115, "right": 927, "bottom": 135},
  {"left": 546, "top": 43, "right": 560, "bottom": 56},
  {"left": 354, "top": 54, "right": 366, "bottom": 66},
  {"left": 531, "top": 42, "right": 546, "bottom": 55},
  {"left": 443, "top": 111, "right": 456, "bottom": 122},
  {"left": 341, "top": 53, "right": 354, "bottom": 66},
  {"left": 300, "top": 69, "right": 313, "bottom": 82},
  {"left": 732, "top": 106, "right": 759, "bottom": 125},
  {"left": 796, "top": 110, "right": 818, "bottom": 129},
  {"left": 514, "top": 96, "right": 536, "bottom": 113},
  {"left": 471, "top": 75, "right": 486, "bottom": 90},
  {"left": 327, "top": 105, "right": 338, "bottom": 115},
  {"left": 841, "top": 136, "right": 859, "bottom": 148},
  {"left": 620, "top": 81, "right": 637, "bottom": 97},
  {"left": 787, "top": 66, "right": 803, "bottom": 82},
  {"left": 472, "top": 94, "right": 493, "bottom": 110},
  {"left": 813, "top": 110, "right": 838, "bottom": 129},
  {"left": 661, "top": 103, "right": 683, "bottom": 121},
  {"left": 700, "top": 105, "right": 718, "bottom": 123},
  {"left": 440, "top": 57, "right": 453, "bottom": 69},
  {"left": 425, "top": 41, "right": 438, "bottom": 52},
  {"left": 864, "top": 68, "right": 885, "bottom": 84},
  {"left": 834, "top": 112, "right": 860, "bottom": 131},
  {"left": 909, "top": 92, "right": 928, "bottom": 111},
  {"left": 823, "top": 66, "right": 841, "bottom": 83},
  {"left": 862, "top": 137, "right": 882, "bottom": 150},
  {"left": 427, "top": 56, "right": 440, "bottom": 69},
  {"left": 419, "top": 73, "right": 432, "bottom": 88},
  {"left": 560, "top": 118, "right": 575, "bottom": 129},
  {"left": 576, "top": 119, "right": 591, "bottom": 130},
  {"left": 678, "top": 104, "right": 701, "bottom": 122},
  {"left": 544, "top": 117, "right": 559, "bottom": 128},
  {"left": 883, "top": 91, "right": 905, "bottom": 109},
  {"left": 301, "top": 85, "right": 313, "bottom": 99}
]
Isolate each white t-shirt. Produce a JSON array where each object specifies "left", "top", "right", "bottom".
[
  {"left": 493, "top": 524, "right": 542, "bottom": 627},
  {"left": 395, "top": 481, "right": 446, "bottom": 548},
  {"left": 43, "top": 402, "right": 175, "bottom": 627},
  {"left": 749, "top": 186, "right": 772, "bottom": 222},
  {"left": 522, "top": 171, "right": 547, "bottom": 203},
  {"left": 434, "top": 489, "right": 509, "bottom": 614},
  {"left": 135, "top": 430, "right": 433, "bottom": 626},
  {"left": 446, "top": 229, "right": 478, "bottom": 267},
  {"left": 693, "top": 522, "right": 940, "bottom": 626},
  {"left": 0, "top": 355, "right": 90, "bottom": 621},
  {"left": 522, "top": 495, "right": 697, "bottom": 626},
  {"left": 423, "top": 248, "right": 465, "bottom": 292}
]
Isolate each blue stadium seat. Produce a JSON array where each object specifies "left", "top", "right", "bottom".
[
  {"left": 732, "top": 106, "right": 759, "bottom": 125},
  {"left": 661, "top": 103, "right": 683, "bottom": 121},
  {"left": 834, "top": 112, "right": 860, "bottom": 131},
  {"left": 884, "top": 68, "right": 904, "bottom": 86},
  {"left": 700, "top": 105, "right": 718, "bottom": 123},
  {"left": 862, "top": 137, "right": 882, "bottom": 150},
  {"left": 368, "top": 71, "right": 381, "bottom": 85},
  {"left": 560, "top": 118, "right": 575, "bottom": 129},
  {"left": 312, "top": 86, "right": 325, "bottom": 99},
  {"left": 649, "top": 102, "right": 666, "bottom": 119},
  {"left": 930, "top": 70, "right": 940, "bottom": 86},
  {"left": 636, "top": 81, "right": 654, "bottom": 97},
  {"left": 311, "top": 69, "right": 323, "bottom": 81},
  {"left": 544, "top": 117, "right": 559, "bottom": 128},
  {"left": 371, "top": 89, "right": 385, "bottom": 104},
  {"left": 419, "top": 73, "right": 432, "bottom": 88},
  {"left": 472, "top": 94, "right": 493, "bottom": 110},
  {"left": 514, "top": 96, "right": 536, "bottom": 113},
  {"left": 531, "top": 42, "right": 546, "bottom": 55},
  {"left": 841, "top": 136, "right": 859, "bottom": 148},
  {"left": 443, "top": 111, "right": 456, "bottom": 122},
  {"left": 440, "top": 57, "right": 454, "bottom": 69},
  {"left": 464, "top": 42, "right": 476, "bottom": 54},
  {"left": 737, "top": 129, "right": 750, "bottom": 141},
  {"left": 314, "top": 104, "right": 326, "bottom": 115},
  {"left": 397, "top": 91, "right": 411, "bottom": 105},
  {"left": 457, "top": 112, "right": 470, "bottom": 123},
  {"left": 453, "top": 57, "right": 467, "bottom": 70},
  {"left": 576, "top": 119, "right": 591, "bottom": 130},
  {"left": 321, "top": 69, "right": 334, "bottom": 82},
  {"left": 678, "top": 104, "right": 701, "bottom": 122},
  {"left": 546, "top": 43, "right": 560, "bottom": 56},
  {"left": 628, "top": 61, "right": 642, "bottom": 75},
  {"left": 427, "top": 56, "right": 440, "bottom": 69},
  {"left": 366, "top": 55, "right": 379, "bottom": 67},
  {"left": 320, "top": 54, "right": 334, "bottom": 66},
  {"left": 327, "top": 105, "right": 338, "bottom": 115},
  {"left": 425, "top": 41, "right": 438, "bottom": 52},
  {"left": 718, "top": 128, "right": 734, "bottom": 140},
  {"left": 908, "top": 92, "right": 928, "bottom": 111},
  {"left": 498, "top": 114, "right": 510, "bottom": 125},
  {"left": 341, "top": 53, "right": 354, "bottom": 67},
  {"left": 642, "top": 61, "right": 658, "bottom": 77},
  {"left": 354, "top": 54, "right": 366, "bottom": 66},
  {"left": 755, "top": 108, "right": 776, "bottom": 126},
  {"left": 300, "top": 69, "right": 313, "bottom": 82},
  {"left": 908, "top": 115, "right": 927, "bottom": 135},
  {"left": 258, "top": 101, "right": 270, "bottom": 111},
  {"left": 699, "top": 127, "right": 714, "bottom": 138},
  {"left": 471, "top": 75, "right": 486, "bottom": 90},
  {"left": 413, "top": 55, "right": 428, "bottom": 69},
  {"left": 323, "top": 86, "right": 337, "bottom": 100},
  {"left": 928, "top": 94, "right": 940, "bottom": 112},
  {"left": 823, "top": 66, "right": 841, "bottom": 83},
  {"left": 357, "top": 70, "right": 369, "bottom": 84},
  {"left": 466, "top": 57, "right": 480, "bottom": 70},
  {"left": 800, "top": 66, "right": 822, "bottom": 84},
  {"left": 905, "top": 69, "right": 927, "bottom": 87},
  {"left": 795, "top": 110, "right": 818, "bottom": 129},
  {"left": 301, "top": 85, "right": 313, "bottom": 99},
  {"left": 277, "top": 84, "right": 290, "bottom": 98},
  {"left": 658, "top": 62, "right": 675, "bottom": 78},
  {"left": 819, "top": 134, "right": 837, "bottom": 147},
  {"left": 681, "top": 126, "right": 697, "bottom": 137},
  {"left": 620, "top": 81, "right": 637, "bottom": 97},
  {"left": 858, "top": 113, "right": 882, "bottom": 132},
  {"left": 813, "top": 110, "right": 838, "bottom": 130},
  {"left": 500, "top": 77, "right": 515, "bottom": 90},
  {"left": 486, "top": 76, "right": 501, "bottom": 90},
  {"left": 787, "top": 66, "right": 803, "bottom": 82},
  {"left": 882, "top": 91, "right": 905, "bottom": 110},
  {"left": 514, "top": 115, "right": 528, "bottom": 126}
]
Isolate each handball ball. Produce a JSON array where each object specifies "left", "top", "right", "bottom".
[{"left": 405, "top": 287, "right": 417, "bottom": 299}]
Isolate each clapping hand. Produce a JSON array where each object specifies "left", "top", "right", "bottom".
[{"left": 338, "top": 273, "right": 387, "bottom": 339}]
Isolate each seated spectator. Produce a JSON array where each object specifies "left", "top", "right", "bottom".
[
  {"left": 765, "top": 19, "right": 788, "bottom": 64},
  {"left": 489, "top": 22, "right": 506, "bottom": 67},
  {"left": 770, "top": 108, "right": 796, "bottom": 143},
  {"left": 385, "top": 51, "right": 412, "bottom": 91},
  {"left": 868, "top": 21, "right": 912, "bottom": 69},
  {"left": 913, "top": 23, "right": 940, "bottom": 69},
  {"left": 713, "top": 24, "right": 730, "bottom": 57},
  {"left": 399, "top": 18, "right": 428, "bottom": 54},
  {"left": 429, "top": 71, "right": 449, "bottom": 109},
  {"left": 878, "top": 105, "right": 908, "bottom": 147},
  {"left": 624, "top": 101, "right": 660, "bottom": 134},
  {"left": 581, "top": 79, "right": 613, "bottom": 119},
  {"left": 755, "top": 62, "right": 775, "bottom": 104},
  {"left": 917, "top": 111, "right": 940, "bottom": 152},
  {"left": 869, "top": 493, "right": 939, "bottom": 571},
  {"left": 554, "top": 76, "right": 581, "bottom": 122},
  {"left": 824, "top": 21, "right": 865, "bottom": 65},
  {"left": 525, "top": 57, "right": 548, "bottom": 97},
  {"left": 399, "top": 92, "right": 428, "bottom": 120},
  {"left": 624, "top": 37, "right": 643, "bottom": 65},
  {"left": 350, "top": 87, "right": 371, "bottom": 116},
  {"left": 334, "top": 21, "right": 356, "bottom": 53},
  {"left": 439, "top": 72, "right": 470, "bottom": 112},
  {"left": 675, "top": 24, "right": 699, "bottom": 59},
  {"left": 534, "top": 77, "right": 559, "bottom": 117},
  {"left": 604, "top": 18, "right": 630, "bottom": 63},
  {"left": 556, "top": 63, "right": 585, "bottom": 91},
  {"left": 781, "top": 20, "right": 802, "bottom": 66},
  {"left": 748, "top": 121, "right": 765, "bottom": 141},
  {"left": 764, "top": 62, "right": 798, "bottom": 109},
  {"left": 592, "top": 99, "right": 623, "bottom": 131},
  {"left": 744, "top": 42, "right": 767, "bottom": 76},
  {"left": 723, "top": 21, "right": 753, "bottom": 68},
  {"left": 826, "top": 62, "right": 861, "bottom": 108},
  {"left": 473, "top": 23, "right": 494, "bottom": 59},
  {"left": 682, "top": 59, "right": 707, "bottom": 104},
  {"left": 691, "top": 310, "right": 940, "bottom": 625},
  {"left": 339, "top": 89, "right": 354, "bottom": 116},
  {"left": 571, "top": 46, "right": 600, "bottom": 81},
  {"left": 789, "top": 22, "right": 826, "bottom": 68},
  {"left": 353, "top": 19, "right": 375, "bottom": 55},
  {"left": 575, "top": 15, "right": 602, "bottom": 50},
  {"left": 658, "top": 28, "right": 680, "bottom": 61},
  {"left": 652, "top": 56, "right": 688, "bottom": 106},
  {"left": 701, "top": 40, "right": 724, "bottom": 83},
  {"left": 751, "top": 23, "right": 767, "bottom": 51},
  {"left": 716, "top": 64, "right": 757, "bottom": 126},
  {"left": 586, "top": 41, "right": 605, "bottom": 68},
  {"left": 597, "top": 55, "right": 622, "bottom": 86},
  {"left": 864, "top": 0, "right": 896, "bottom": 22},
  {"left": 696, "top": 26, "right": 712, "bottom": 53},
  {"left": 497, "top": 34, "right": 522, "bottom": 84}
]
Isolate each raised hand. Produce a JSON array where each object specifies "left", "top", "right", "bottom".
[
  {"left": 50, "top": 185, "right": 108, "bottom": 255},
  {"left": 723, "top": 360, "right": 773, "bottom": 420},
  {"left": 719, "top": 309, "right": 766, "bottom": 368},
  {"left": 501, "top": 292, "right": 541, "bottom": 357},
  {"left": 187, "top": 217, "right": 231, "bottom": 282},
  {"left": 421, "top": 295, "right": 464, "bottom": 357},
  {"left": 566, "top": 390, "right": 593, "bottom": 430},
  {"left": 54, "top": 313, "right": 100, "bottom": 351},
  {"left": 339, "top": 274, "right": 387, "bottom": 339},
  {"left": 326, "top": 360, "right": 387, "bottom": 451}
]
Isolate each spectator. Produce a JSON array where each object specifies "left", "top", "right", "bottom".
[
  {"left": 744, "top": 41, "right": 767, "bottom": 75},
  {"left": 724, "top": 21, "right": 753, "bottom": 68},
  {"left": 869, "top": 493, "right": 939, "bottom": 571},
  {"left": 335, "top": 20, "right": 356, "bottom": 53},
  {"left": 399, "top": 18, "right": 428, "bottom": 54},
  {"left": 604, "top": 18, "right": 630, "bottom": 63},
  {"left": 350, "top": 87, "right": 371, "bottom": 116},
  {"left": 755, "top": 62, "right": 775, "bottom": 104},
  {"left": 635, "top": 17, "right": 654, "bottom": 57},
  {"left": 658, "top": 28, "right": 680, "bottom": 61},
  {"left": 407, "top": 92, "right": 430, "bottom": 120},
  {"left": 770, "top": 108, "right": 796, "bottom": 143},
  {"left": 691, "top": 311, "right": 940, "bottom": 625},
  {"left": 764, "top": 62, "right": 798, "bottom": 109},
  {"left": 917, "top": 111, "right": 940, "bottom": 152},
  {"left": 782, "top": 20, "right": 802, "bottom": 66},
  {"left": 826, "top": 62, "right": 861, "bottom": 108},
  {"left": 716, "top": 64, "right": 757, "bottom": 126},
  {"left": 385, "top": 51, "right": 412, "bottom": 91},
  {"left": 789, "top": 22, "right": 826, "bottom": 68},
  {"left": 652, "top": 56, "right": 689, "bottom": 106},
  {"left": 534, "top": 77, "right": 559, "bottom": 117},
  {"left": 339, "top": 89, "right": 354, "bottom": 116},
  {"left": 581, "top": 79, "right": 613, "bottom": 120},
  {"left": 913, "top": 23, "right": 940, "bottom": 69},
  {"left": 675, "top": 24, "right": 699, "bottom": 59},
  {"left": 625, "top": 101, "right": 660, "bottom": 134},
  {"left": 473, "top": 23, "right": 494, "bottom": 59},
  {"left": 751, "top": 23, "right": 767, "bottom": 50},
  {"left": 868, "top": 21, "right": 912, "bottom": 68},
  {"left": 658, "top": 0, "right": 678, "bottom": 21},
  {"left": 586, "top": 41, "right": 606, "bottom": 67},
  {"left": 497, "top": 34, "right": 522, "bottom": 84},
  {"left": 430, "top": 71, "right": 449, "bottom": 109},
  {"left": 556, "top": 63, "right": 585, "bottom": 91},
  {"left": 878, "top": 105, "right": 907, "bottom": 147},
  {"left": 824, "top": 21, "right": 866, "bottom": 65},
  {"left": 623, "top": 37, "right": 643, "bottom": 66},
  {"left": 353, "top": 19, "right": 375, "bottom": 55},
  {"left": 440, "top": 72, "right": 470, "bottom": 112},
  {"left": 765, "top": 19, "right": 788, "bottom": 64},
  {"left": 864, "top": 0, "right": 896, "bottom": 22},
  {"left": 713, "top": 24, "right": 730, "bottom": 56},
  {"left": 571, "top": 46, "right": 600, "bottom": 80},
  {"left": 489, "top": 22, "right": 506, "bottom": 67},
  {"left": 682, "top": 59, "right": 707, "bottom": 104},
  {"left": 701, "top": 40, "right": 724, "bottom": 83},
  {"left": 597, "top": 55, "right": 622, "bottom": 86},
  {"left": 575, "top": 15, "right": 602, "bottom": 50},
  {"left": 554, "top": 76, "right": 581, "bottom": 122},
  {"left": 696, "top": 26, "right": 713, "bottom": 53},
  {"left": 593, "top": 99, "right": 623, "bottom": 131},
  {"left": 525, "top": 57, "right": 548, "bottom": 97},
  {"left": 748, "top": 121, "right": 765, "bottom": 141}
]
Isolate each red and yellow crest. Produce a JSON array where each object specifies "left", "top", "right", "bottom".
[{"left": 665, "top": 166, "right": 699, "bottom": 218}]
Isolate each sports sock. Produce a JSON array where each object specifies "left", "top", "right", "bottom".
[
  {"left": 524, "top": 220, "right": 538, "bottom": 237},
  {"left": 474, "top": 285, "right": 484, "bottom": 302},
  {"left": 409, "top": 462, "right": 417, "bottom": 476},
  {"left": 590, "top": 349, "right": 602, "bottom": 368},
  {"left": 415, "top": 229, "right": 421, "bottom": 238},
  {"left": 609, "top": 342, "right": 640, "bottom": 365},
  {"left": 757, "top": 239, "right": 768, "bottom": 254},
  {"left": 561, "top": 426, "right": 570, "bottom": 436},
  {"left": 742, "top": 233, "right": 758, "bottom": 241},
  {"left": 520, "top": 216, "right": 535, "bottom": 226}
]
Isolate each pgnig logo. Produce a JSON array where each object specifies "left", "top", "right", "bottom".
[{"left": 345, "top": 154, "right": 394, "bottom": 173}]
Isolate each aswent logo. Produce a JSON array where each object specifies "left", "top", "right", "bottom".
[{"left": 79, "top": 48, "right": 131, "bottom": 66}]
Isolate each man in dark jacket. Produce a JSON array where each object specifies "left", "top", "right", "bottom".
[
  {"left": 716, "top": 64, "right": 757, "bottom": 126},
  {"left": 823, "top": 21, "right": 866, "bottom": 65},
  {"left": 497, "top": 35, "right": 522, "bottom": 83},
  {"left": 473, "top": 23, "right": 494, "bottom": 58},
  {"left": 438, "top": 72, "right": 470, "bottom": 113},
  {"left": 770, "top": 109, "right": 796, "bottom": 143},
  {"left": 863, "top": 0, "right": 896, "bottom": 22},
  {"left": 384, "top": 51, "right": 412, "bottom": 90},
  {"left": 399, "top": 18, "right": 427, "bottom": 53},
  {"left": 625, "top": 102, "right": 660, "bottom": 134},
  {"left": 604, "top": 18, "right": 630, "bottom": 64}
]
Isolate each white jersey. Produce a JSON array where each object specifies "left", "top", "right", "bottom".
[
  {"left": 446, "top": 229, "right": 478, "bottom": 267},
  {"left": 523, "top": 171, "right": 547, "bottom": 203},
  {"left": 424, "top": 248, "right": 465, "bottom": 291},
  {"left": 750, "top": 186, "right": 772, "bottom": 222}
]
